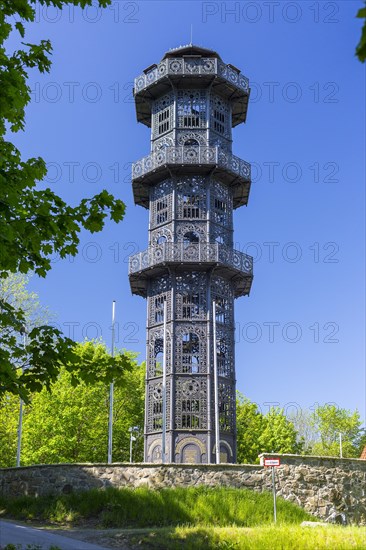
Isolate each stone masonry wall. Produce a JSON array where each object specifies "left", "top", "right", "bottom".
[{"left": 0, "top": 454, "right": 365, "bottom": 525}]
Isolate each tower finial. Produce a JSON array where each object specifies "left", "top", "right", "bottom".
[{"left": 190, "top": 24, "right": 193, "bottom": 45}]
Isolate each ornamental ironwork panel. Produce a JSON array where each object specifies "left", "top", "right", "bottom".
[
  {"left": 210, "top": 94, "right": 231, "bottom": 140},
  {"left": 129, "top": 242, "right": 253, "bottom": 276},
  {"left": 175, "top": 272, "right": 207, "bottom": 322},
  {"left": 175, "top": 377, "right": 208, "bottom": 429},
  {"left": 218, "top": 381, "right": 235, "bottom": 432},
  {"left": 177, "top": 90, "right": 207, "bottom": 129},
  {"left": 147, "top": 379, "right": 171, "bottom": 432},
  {"left": 148, "top": 275, "right": 172, "bottom": 327},
  {"left": 152, "top": 94, "right": 175, "bottom": 139},
  {"left": 134, "top": 57, "right": 249, "bottom": 94},
  {"left": 176, "top": 176, "right": 207, "bottom": 220},
  {"left": 147, "top": 326, "right": 172, "bottom": 377},
  {"left": 149, "top": 180, "right": 174, "bottom": 229},
  {"left": 175, "top": 323, "right": 208, "bottom": 374},
  {"left": 177, "top": 131, "right": 207, "bottom": 147},
  {"left": 132, "top": 147, "right": 251, "bottom": 182}
]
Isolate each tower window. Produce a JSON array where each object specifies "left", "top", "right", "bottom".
[
  {"left": 182, "top": 332, "right": 200, "bottom": 373},
  {"left": 219, "top": 385, "right": 233, "bottom": 431},
  {"left": 155, "top": 297, "right": 165, "bottom": 323},
  {"left": 213, "top": 197, "right": 228, "bottom": 225},
  {"left": 152, "top": 384, "right": 163, "bottom": 430},
  {"left": 211, "top": 95, "right": 229, "bottom": 138},
  {"left": 154, "top": 338, "right": 164, "bottom": 376},
  {"left": 217, "top": 339, "right": 230, "bottom": 377},
  {"left": 158, "top": 108, "right": 170, "bottom": 135},
  {"left": 213, "top": 109, "right": 225, "bottom": 134},
  {"left": 215, "top": 296, "right": 228, "bottom": 324},
  {"left": 152, "top": 94, "right": 173, "bottom": 138},
  {"left": 182, "top": 292, "right": 200, "bottom": 319},
  {"left": 156, "top": 197, "right": 168, "bottom": 225},
  {"left": 182, "top": 399, "right": 200, "bottom": 428},
  {"left": 183, "top": 194, "right": 200, "bottom": 219},
  {"left": 177, "top": 91, "right": 206, "bottom": 129},
  {"left": 215, "top": 198, "right": 227, "bottom": 212}
]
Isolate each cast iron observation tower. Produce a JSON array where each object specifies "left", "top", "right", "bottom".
[{"left": 129, "top": 45, "right": 253, "bottom": 464}]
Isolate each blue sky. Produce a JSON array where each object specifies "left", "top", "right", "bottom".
[{"left": 8, "top": 1, "right": 365, "bottom": 422}]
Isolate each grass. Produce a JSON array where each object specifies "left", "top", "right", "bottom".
[
  {"left": 0, "top": 486, "right": 316, "bottom": 528},
  {"left": 130, "top": 525, "right": 366, "bottom": 550}
]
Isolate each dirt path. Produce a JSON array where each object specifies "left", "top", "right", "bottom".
[{"left": 1, "top": 520, "right": 156, "bottom": 550}]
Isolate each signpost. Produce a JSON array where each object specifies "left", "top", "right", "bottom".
[
  {"left": 263, "top": 457, "right": 281, "bottom": 523},
  {"left": 264, "top": 458, "right": 281, "bottom": 467}
]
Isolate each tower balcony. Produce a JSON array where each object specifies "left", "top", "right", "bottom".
[
  {"left": 128, "top": 242, "right": 253, "bottom": 298},
  {"left": 132, "top": 146, "right": 251, "bottom": 209},
  {"left": 134, "top": 56, "right": 249, "bottom": 127}
]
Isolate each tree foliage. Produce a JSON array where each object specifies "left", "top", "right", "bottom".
[
  {"left": 356, "top": 4, "right": 366, "bottom": 62},
  {"left": 0, "top": 0, "right": 130, "bottom": 400},
  {"left": 0, "top": 341, "right": 145, "bottom": 467},
  {"left": 310, "top": 404, "right": 365, "bottom": 458},
  {"left": 236, "top": 394, "right": 303, "bottom": 464},
  {"left": 287, "top": 408, "right": 319, "bottom": 454}
]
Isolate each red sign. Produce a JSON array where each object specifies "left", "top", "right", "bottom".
[{"left": 264, "top": 458, "right": 281, "bottom": 467}]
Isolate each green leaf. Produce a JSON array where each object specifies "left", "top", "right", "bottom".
[{"left": 15, "top": 22, "right": 25, "bottom": 38}]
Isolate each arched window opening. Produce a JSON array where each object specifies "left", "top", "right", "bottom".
[
  {"left": 152, "top": 384, "right": 163, "bottom": 430},
  {"left": 182, "top": 332, "right": 200, "bottom": 373},
  {"left": 155, "top": 297, "right": 165, "bottom": 323},
  {"left": 154, "top": 338, "right": 164, "bottom": 376},
  {"left": 157, "top": 235, "right": 167, "bottom": 245},
  {"left": 184, "top": 138, "right": 199, "bottom": 147},
  {"left": 183, "top": 231, "right": 199, "bottom": 248}
]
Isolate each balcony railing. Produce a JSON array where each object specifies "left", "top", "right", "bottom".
[
  {"left": 129, "top": 242, "right": 253, "bottom": 276},
  {"left": 134, "top": 58, "right": 249, "bottom": 95},
  {"left": 132, "top": 146, "right": 250, "bottom": 182}
]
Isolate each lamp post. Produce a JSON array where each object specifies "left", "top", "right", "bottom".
[
  {"left": 16, "top": 325, "right": 27, "bottom": 468},
  {"left": 213, "top": 300, "right": 220, "bottom": 464},
  {"left": 108, "top": 301, "right": 116, "bottom": 464},
  {"left": 339, "top": 432, "right": 343, "bottom": 458},
  {"left": 129, "top": 426, "right": 139, "bottom": 462}
]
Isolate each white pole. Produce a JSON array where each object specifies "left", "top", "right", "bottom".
[
  {"left": 162, "top": 298, "right": 167, "bottom": 464},
  {"left": 108, "top": 301, "right": 116, "bottom": 464},
  {"left": 16, "top": 399, "right": 23, "bottom": 468},
  {"left": 16, "top": 329, "right": 27, "bottom": 468},
  {"left": 213, "top": 300, "right": 220, "bottom": 464},
  {"left": 339, "top": 432, "right": 343, "bottom": 458},
  {"left": 272, "top": 466, "right": 277, "bottom": 523},
  {"left": 130, "top": 432, "right": 133, "bottom": 463}
]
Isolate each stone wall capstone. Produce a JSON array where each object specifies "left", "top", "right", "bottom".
[{"left": 0, "top": 454, "right": 365, "bottom": 525}]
